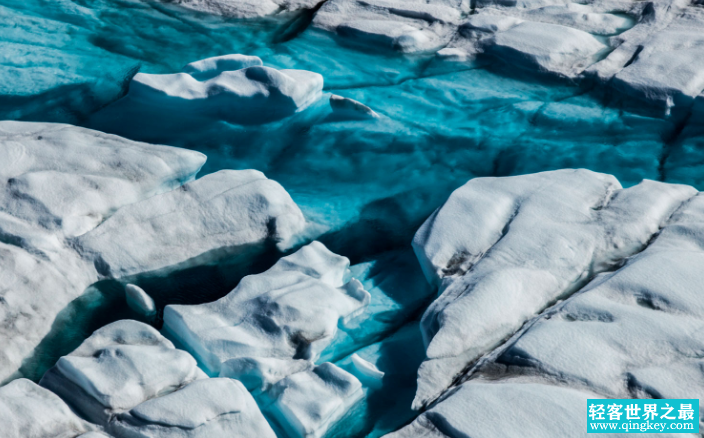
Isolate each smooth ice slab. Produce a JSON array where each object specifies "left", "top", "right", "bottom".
[
  {"left": 111, "top": 378, "right": 277, "bottom": 438},
  {"left": 612, "top": 33, "right": 704, "bottom": 110},
  {"left": 584, "top": 4, "right": 704, "bottom": 112},
  {"left": 260, "top": 362, "right": 363, "bottom": 438},
  {"left": 412, "top": 169, "right": 696, "bottom": 408},
  {"left": 163, "top": 241, "right": 370, "bottom": 377},
  {"left": 40, "top": 320, "right": 205, "bottom": 426},
  {"left": 167, "top": 0, "right": 323, "bottom": 18},
  {"left": 386, "top": 382, "right": 649, "bottom": 438},
  {"left": 393, "top": 182, "right": 704, "bottom": 438},
  {"left": 313, "top": 0, "right": 465, "bottom": 53},
  {"left": 125, "top": 56, "right": 323, "bottom": 125},
  {"left": 77, "top": 169, "right": 307, "bottom": 278},
  {"left": 483, "top": 21, "right": 607, "bottom": 78},
  {"left": 498, "top": 192, "right": 704, "bottom": 403},
  {"left": 0, "top": 121, "right": 205, "bottom": 239},
  {"left": 125, "top": 284, "right": 157, "bottom": 319},
  {"left": 520, "top": 4, "right": 633, "bottom": 36},
  {"left": 0, "top": 378, "right": 98, "bottom": 438}
]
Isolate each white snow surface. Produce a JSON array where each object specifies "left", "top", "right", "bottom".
[
  {"left": 127, "top": 57, "right": 324, "bottom": 124},
  {"left": 385, "top": 381, "right": 681, "bottom": 438},
  {"left": 0, "top": 121, "right": 306, "bottom": 386},
  {"left": 40, "top": 320, "right": 205, "bottom": 426},
  {"left": 261, "top": 362, "right": 364, "bottom": 438},
  {"left": 0, "top": 121, "right": 205, "bottom": 384},
  {"left": 483, "top": 21, "right": 607, "bottom": 78},
  {"left": 499, "top": 192, "right": 704, "bottom": 404},
  {"left": 313, "top": 0, "right": 467, "bottom": 53},
  {"left": 0, "top": 378, "right": 98, "bottom": 438},
  {"left": 163, "top": 241, "right": 371, "bottom": 377},
  {"left": 111, "top": 378, "right": 277, "bottom": 438},
  {"left": 411, "top": 169, "right": 697, "bottom": 408},
  {"left": 77, "top": 169, "right": 307, "bottom": 278},
  {"left": 166, "top": 0, "right": 323, "bottom": 18},
  {"left": 390, "top": 173, "right": 704, "bottom": 438}
]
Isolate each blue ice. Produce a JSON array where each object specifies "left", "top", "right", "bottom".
[{"left": 3, "top": 1, "right": 704, "bottom": 437}]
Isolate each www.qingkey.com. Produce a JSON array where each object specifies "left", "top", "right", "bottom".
[{"left": 590, "top": 422, "right": 696, "bottom": 432}]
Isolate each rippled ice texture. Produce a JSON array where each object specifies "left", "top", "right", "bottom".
[
  {"left": 6, "top": 1, "right": 704, "bottom": 437},
  {"left": 5, "top": 0, "right": 704, "bottom": 261}
]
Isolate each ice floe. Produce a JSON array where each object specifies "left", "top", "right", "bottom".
[
  {"left": 40, "top": 320, "right": 205, "bottom": 425},
  {"left": 77, "top": 169, "right": 306, "bottom": 278},
  {"left": 0, "top": 378, "right": 98, "bottom": 438},
  {"left": 163, "top": 241, "right": 370, "bottom": 376},
  {"left": 168, "top": 0, "right": 323, "bottom": 18},
  {"left": 411, "top": 169, "right": 696, "bottom": 408},
  {"left": 0, "top": 121, "right": 204, "bottom": 383},
  {"left": 123, "top": 56, "right": 323, "bottom": 125},
  {"left": 497, "top": 192, "right": 704, "bottom": 406},
  {"left": 260, "top": 362, "right": 364, "bottom": 438},
  {"left": 0, "top": 121, "right": 306, "bottom": 387},
  {"left": 111, "top": 378, "right": 276, "bottom": 438}
]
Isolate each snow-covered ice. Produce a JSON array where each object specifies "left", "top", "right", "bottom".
[
  {"left": 163, "top": 241, "right": 370, "bottom": 376},
  {"left": 260, "top": 362, "right": 363, "bottom": 438},
  {"left": 498, "top": 192, "right": 704, "bottom": 404},
  {"left": 124, "top": 284, "right": 157, "bottom": 319},
  {"left": 412, "top": 169, "right": 696, "bottom": 408},
  {"left": 124, "top": 57, "right": 323, "bottom": 125},
  {"left": 0, "top": 121, "right": 306, "bottom": 385},
  {"left": 166, "top": 0, "right": 323, "bottom": 18},
  {"left": 312, "top": 0, "right": 465, "bottom": 53},
  {"left": 483, "top": 22, "right": 608, "bottom": 78},
  {"left": 391, "top": 173, "right": 704, "bottom": 437},
  {"left": 40, "top": 320, "right": 205, "bottom": 426},
  {"left": 77, "top": 169, "right": 306, "bottom": 278},
  {"left": 0, "top": 121, "right": 205, "bottom": 239},
  {"left": 0, "top": 121, "right": 205, "bottom": 383},
  {"left": 386, "top": 381, "right": 678, "bottom": 438},
  {"left": 111, "top": 378, "right": 277, "bottom": 438},
  {"left": 0, "top": 378, "right": 98, "bottom": 438}
]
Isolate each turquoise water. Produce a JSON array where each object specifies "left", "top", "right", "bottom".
[
  {"left": 3, "top": 0, "right": 699, "bottom": 250},
  {"left": 3, "top": 1, "right": 704, "bottom": 436}
]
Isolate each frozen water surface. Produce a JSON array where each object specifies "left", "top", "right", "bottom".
[
  {"left": 3, "top": 0, "right": 704, "bottom": 437},
  {"left": 3, "top": 2, "right": 697, "bottom": 241}
]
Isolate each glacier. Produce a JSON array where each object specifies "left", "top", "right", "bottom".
[{"left": 2, "top": 0, "right": 704, "bottom": 437}]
